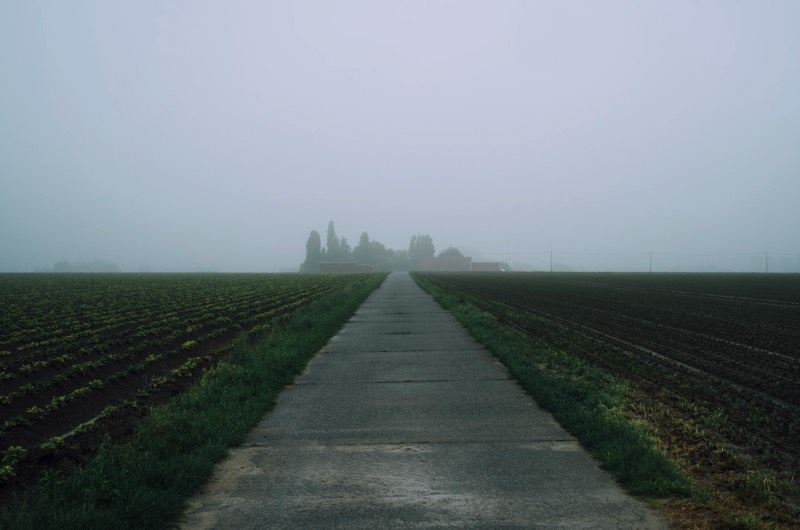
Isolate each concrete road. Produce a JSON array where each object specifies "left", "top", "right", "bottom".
[{"left": 179, "top": 273, "right": 667, "bottom": 529}]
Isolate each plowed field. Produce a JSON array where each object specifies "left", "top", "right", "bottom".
[
  {"left": 0, "top": 273, "right": 375, "bottom": 486},
  {"left": 419, "top": 272, "right": 800, "bottom": 526}
]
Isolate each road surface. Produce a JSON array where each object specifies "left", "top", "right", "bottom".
[{"left": 179, "top": 272, "right": 666, "bottom": 529}]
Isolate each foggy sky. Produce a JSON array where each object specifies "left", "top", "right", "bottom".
[{"left": 2, "top": 1, "right": 799, "bottom": 272}]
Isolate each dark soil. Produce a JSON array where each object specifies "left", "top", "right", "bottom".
[
  {"left": 421, "top": 272, "right": 800, "bottom": 528},
  {"left": 0, "top": 351, "right": 219, "bottom": 508}
]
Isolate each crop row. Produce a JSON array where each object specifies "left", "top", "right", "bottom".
[
  {"left": 0, "top": 272, "right": 375, "bottom": 473},
  {"left": 418, "top": 272, "right": 800, "bottom": 483},
  {"left": 0, "top": 274, "right": 351, "bottom": 356}
]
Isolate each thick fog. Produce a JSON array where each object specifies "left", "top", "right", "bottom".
[{"left": 2, "top": 1, "right": 798, "bottom": 272}]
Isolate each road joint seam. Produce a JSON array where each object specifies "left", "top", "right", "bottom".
[
  {"left": 241, "top": 439, "right": 577, "bottom": 448},
  {"left": 294, "top": 378, "right": 511, "bottom": 385}
]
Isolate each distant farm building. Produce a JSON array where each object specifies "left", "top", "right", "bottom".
[
  {"left": 413, "top": 257, "right": 507, "bottom": 272},
  {"left": 415, "top": 256, "right": 472, "bottom": 272},
  {"left": 318, "top": 262, "right": 373, "bottom": 273},
  {"left": 471, "top": 261, "right": 503, "bottom": 272}
]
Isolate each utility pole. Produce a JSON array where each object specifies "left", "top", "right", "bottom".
[{"left": 550, "top": 251, "right": 553, "bottom": 273}]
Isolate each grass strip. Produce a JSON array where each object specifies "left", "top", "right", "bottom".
[
  {"left": 0, "top": 273, "right": 386, "bottom": 530},
  {"left": 412, "top": 273, "right": 691, "bottom": 499}
]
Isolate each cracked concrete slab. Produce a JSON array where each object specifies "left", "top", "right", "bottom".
[{"left": 179, "top": 272, "right": 667, "bottom": 529}]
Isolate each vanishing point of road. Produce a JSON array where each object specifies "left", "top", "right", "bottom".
[{"left": 180, "top": 272, "right": 666, "bottom": 529}]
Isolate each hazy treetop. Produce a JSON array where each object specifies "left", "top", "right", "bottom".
[{"left": 1, "top": 1, "right": 798, "bottom": 272}]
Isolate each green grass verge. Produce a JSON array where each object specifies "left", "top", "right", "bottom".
[
  {"left": 412, "top": 273, "right": 691, "bottom": 499},
  {"left": 0, "top": 273, "right": 386, "bottom": 530}
]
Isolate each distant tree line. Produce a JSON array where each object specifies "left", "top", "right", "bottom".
[
  {"left": 300, "top": 222, "right": 445, "bottom": 272},
  {"left": 43, "top": 259, "right": 121, "bottom": 273}
]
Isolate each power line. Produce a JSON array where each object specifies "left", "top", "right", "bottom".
[{"left": 472, "top": 250, "right": 800, "bottom": 273}]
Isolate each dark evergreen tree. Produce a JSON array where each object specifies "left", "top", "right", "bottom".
[
  {"left": 339, "top": 237, "right": 352, "bottom": 261},
  {"left": 352, "top": 232, "right": 372, "bottom": 265},
  {"left": 326, "top": 221, "right": 340, "bottom": 259},
  {"left": 409, "top": 234, "right": 435, "bottom": 269},
  {"left": 300, "top": 230, "right": 324, "bottom": 272},
  {"left": 418, "top": 235, "right": 435, "bottom": 259},
  {"left": 437, "top": 246, "right": 464, "bottom": 258},
  {"left": 322, "top": 221, "right": 351, "bottom": 262},
  {"left": 368, "top": 240, "right": 391, "bottom": 271}
]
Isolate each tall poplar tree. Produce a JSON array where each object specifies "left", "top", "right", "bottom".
[
  {"left": 409, "top": 234, "right": 435, "bottom": 269},
  {"left": 300, "top": 230, "right": 323, "bottom": 272},
  {"left": 326, "top": 221, "right": 340, "bottom": 259}
]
